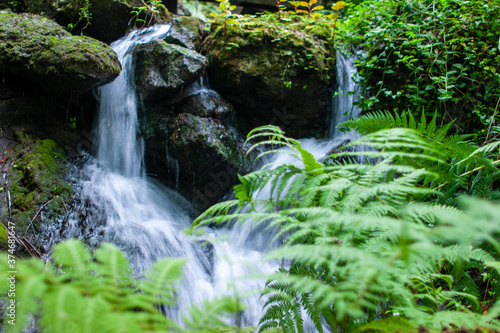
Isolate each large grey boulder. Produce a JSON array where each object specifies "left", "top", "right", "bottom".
[{"left": 202, "top": 16, "right": 335, "bottom": 137}]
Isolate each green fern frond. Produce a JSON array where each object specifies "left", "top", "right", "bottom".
[
  {"left": 355, "top": 317, "right": 419, "bottom": 333},
  {"left": 182, "top": 297, "right": 244, "bottom": 332}
]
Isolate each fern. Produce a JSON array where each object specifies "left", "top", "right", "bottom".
[
  {"left": 0, "top": 240, "right": 244, "bottom": 332},
  {"left": 193, "top": 124, "right": 500, "bottom": 332}
]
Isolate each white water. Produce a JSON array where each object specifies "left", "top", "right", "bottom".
[
  {"left": 65, "top": 25, "right": 362, "bottom": 329},
  {"left": 329, "top": 51, "right": 363, "bottom": 140},
  {"left": 74, "top": 25, "right": 213, "bottom": 323}
]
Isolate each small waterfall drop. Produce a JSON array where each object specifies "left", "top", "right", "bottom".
[
  {"left": 329, "top": 51, "right": 363, "bottom": 139},
  {"left": 96, "top": 26, "right": 171, "bottom": 177}
]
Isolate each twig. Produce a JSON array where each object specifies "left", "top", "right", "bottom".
[
  {"left": 432, "top": 159, "right": 500, "bottom": 191},
  {"left": 485, "top": 95, "right": 500, "bottom": 144},
  {"left": 6, "top": 225, "right": 42, "bottom": 258},
  {"left": 460, "top": 159, "right": 500, "bottom": 178},
  {"left": 62, "top": 196, "right": 68, "bottom": 214},
  {"left": 5, "top": 185, "right": 42, "bottom": 258},
  {"left": 25, "top": 196, "right": 58, "bottom": 234},
  {"left": 19, "top": 237, "right": 41, "bottom": 258}
]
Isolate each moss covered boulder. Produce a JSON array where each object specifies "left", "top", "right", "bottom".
[
  {"left": 134, "top": 39, "right": 207, "bottom": 101},
  {"left": 202, "top": 16, "right": 336, "bottom": 137},
  {"left": 0, "top": 12, "right": 121, "bottom": 93}
]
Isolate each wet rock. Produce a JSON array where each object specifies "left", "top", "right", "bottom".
[
  {"left": 0, "top": 12, "right": 121, "bottom": 93},
  {"left": 202, "top": 16, "right": 335, "bottom": 138},
  {"left": 145, "top": 113, "right": 248, "bottom": 210},
  {"left": 134, "top": 39, "right": 207, "bottom": 101},
  {"left": 175, "top": 90, "right": 234, "bottom": 120},
  {"left": 163, "top": 16, "right": 205, "bottom": 51}
]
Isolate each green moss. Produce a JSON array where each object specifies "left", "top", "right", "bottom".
[
  {"left": 0, "top": 223, "right": 8, "bottom": 252},
  {"left": 0, "top": 12, "right": 121, "bottom": 92},
  {"left": 5, "top": 133, "right": 74, "bottom": 235},
  {"left": 39, "top": 35, "right": 121, "bottom": 78},
  {"left": 206, "top": 16, "right": 334, "bottom": 82}
]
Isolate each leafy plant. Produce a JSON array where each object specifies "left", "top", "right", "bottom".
[
  {"left": 209, "top": 0, "right": 238, "bottom": 36},
  {"left": 337, "top": 0, "right": 500, "bottom": 140},
  {"left": 0, "top": 239, "right": 245, "bottom": 333},
  {"left": 300, "top": 0, "right": 324, "bottom": 19},
  {"left": 193, "top": 123, "right": 500, "bottom": 332},
  {"left": 63, "top": 0, "right": 92, "bottom": 33},
  {"left": 341, "top": 110, "right": 500, "bottom": 202},
  {"left": 129, "top": 0, "right": 163, "bottom": 28},
  {"left": 276, "top": 0, "right": 287, "bottom": 21}
]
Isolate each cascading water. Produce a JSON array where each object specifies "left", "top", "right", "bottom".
[
  {"left": 66, "top": 25, "right": 216, "bottom": 323},
  {"left": 61, "top": 23, "right": 363, "bottom": 330},
  {"left": 329, "top": 51, "right": 363, "bottom": 140}
]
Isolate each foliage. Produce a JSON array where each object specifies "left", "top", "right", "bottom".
[
  {"left": 0, "top": 239, "right": 245, "bottom": 333},
  {"left": 342, "top": 110, "right": 500, "bottom": 202},
  {"left": 337, "top": 0, "right": 500, "bottom": 141},
  {"left": 193, "top": 123, "right": 500, "bottom": 332},
  {"left": 129, "top": 0, "right": 163, "bottom": 28},
  {"left": 65, "top": 0, "right": 92, "bottom": 33},
  {"left": 285, "top": 0, "right": 345, "bottom": 33},
  {"left": 209, "top": 0, "right": 238, "bottom": 35}
]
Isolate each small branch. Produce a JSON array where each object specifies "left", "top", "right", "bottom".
[
  {"left": 460, "top": 159, "right": 500, "bottom": 178},
  {"left": 432, "top": 160, "right": 500, "bottom": 191},
  {"left": 62, "top": 196, "right": 68, "bottom": 214},
  {"left": 25, "top": 196, "right": 58, "bottom": 234},
  {"left": 18, "top": 236, "right": 41, "bottom": 258},
  {"left": 484, "top": 95, "right": 500, "bottom": 145}
]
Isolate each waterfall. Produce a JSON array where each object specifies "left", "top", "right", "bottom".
[
  {"left": 72, "top": 25, "right": 215, "bottom": 323},
  {"left": 329, "top": 51, "right": 363, "bottom": 139},
  {"left": 96, "top": 26, "right": 171, "bottom": 177},
  {"left": 61, "top": 24, "right": 362, "bottom": 329}
]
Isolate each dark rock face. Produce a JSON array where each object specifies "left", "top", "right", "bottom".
[
  {"left": 134, "top": 39, "right": 207, "bottom": 101},
  {"left": 202, "top": 18, "right": 335, "bottom": 138},
  {"left": 174, "top": 90, "right": 234, "bottom": 120},
  {"left": 0, "top": 12, "right": 121, "bottom": 93},
  {"left": 142, "top": 81, "right": 246, "bottom": 210},
  {"left": 165, "top": 113, "right": 247, "bottom": 210},
  {"left": 78, "top": 0, "right": 134, "bottom": 44}
]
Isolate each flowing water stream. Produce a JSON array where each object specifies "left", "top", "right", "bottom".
[{"left": 60, "top": 27, "right": 362, "bottom": 329}]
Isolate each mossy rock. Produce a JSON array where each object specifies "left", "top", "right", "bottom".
[
  {"left": 0, "top": 12, "right": 121, "bottom": 93},
  {"left": 134, "top": 39, "right": 207, "bottom": 101},
  {"left": 163, "top": 16, "right": 206, "bottom": 51},
  {"left": 2, "top": 132, "right": 74, "bottom": 239},
  {"left": 202, "top": 15, "right": 336, "bottom": 138}
]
